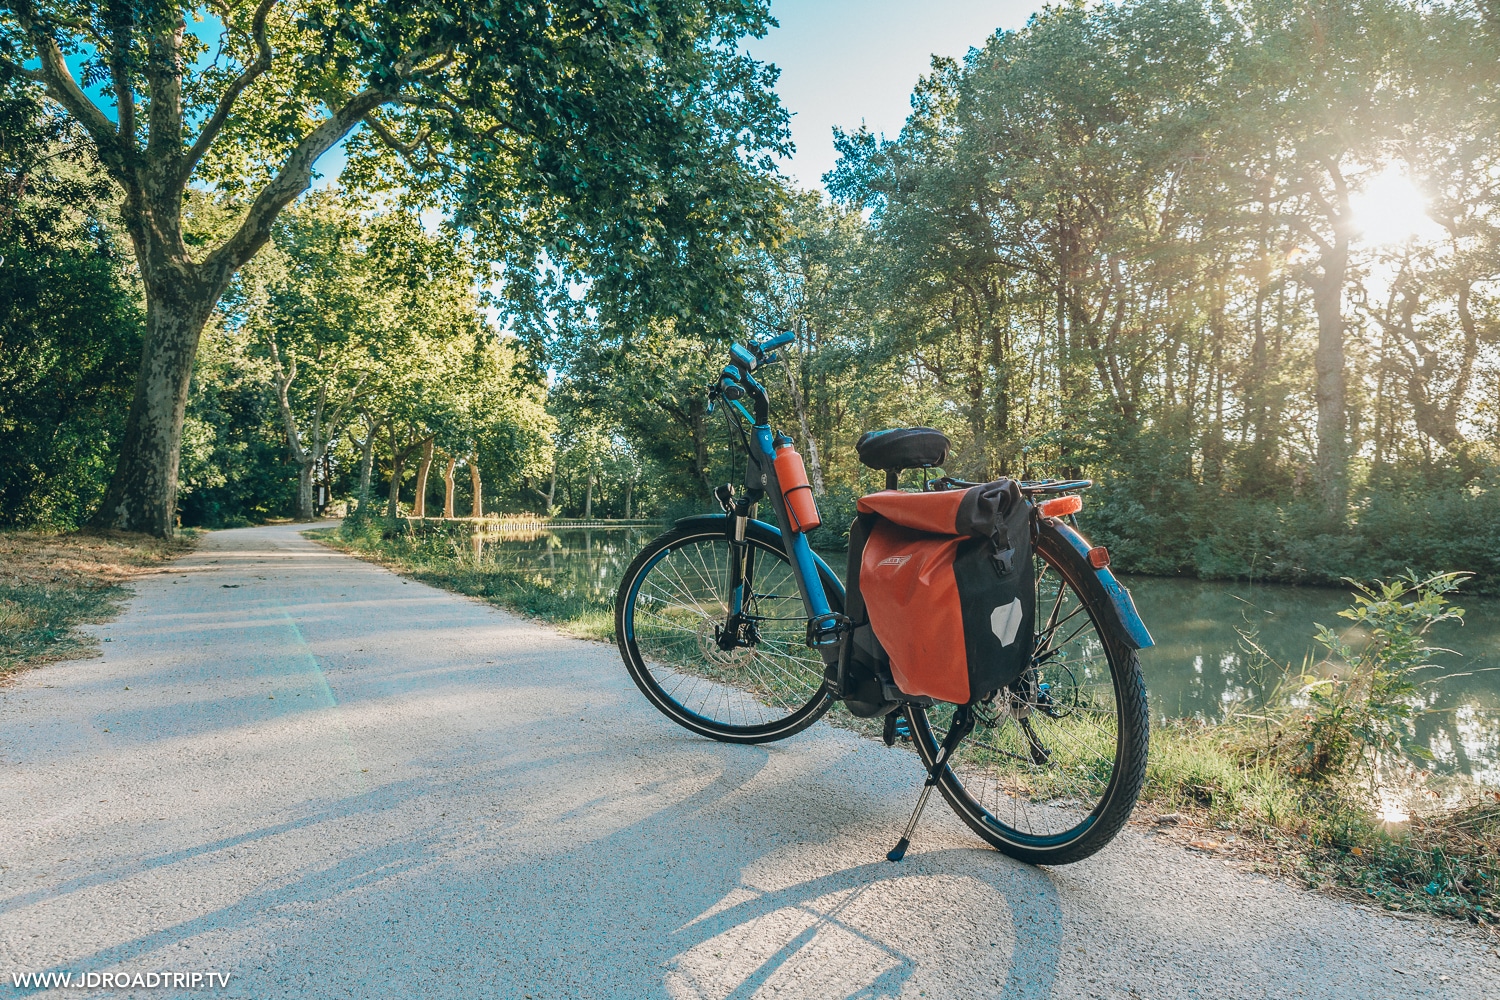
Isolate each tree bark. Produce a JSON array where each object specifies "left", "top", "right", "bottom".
[
  {"left": 413, "top": 437, "right": 434, "bottom": 518},
  {"left": 624, "top": 481, "right": 632, "bottom": 519},
  {"left": 1311, "top": 238, "right": 1349, "bottom": 518},
  {"left": 387, "top": 424, "right": 404, "bottom": 520},
  {"left": 295, "top": 460, "right": 316, "bottom": 521},
  {"left": 469, "top": 458, "right": 483, "bottom": 517},
  {"left": 354, "top": 412, "right": 381, "bottom": 511},
  {"left": 584, "top": 474, "right": 594, "bottom": 519},
  {"left": 443, "top": 456, "right": 457, "bottom": 517},
  {"left": 92, "top": 274, "right": 222, "bottom": 535}
]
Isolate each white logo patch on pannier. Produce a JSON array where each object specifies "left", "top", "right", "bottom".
[
  {"left": 877, "top": 555, "right": 911, "bottom": 568},
  {"left": 990, "top": 598, "right": 1023, "bottom": 646}
]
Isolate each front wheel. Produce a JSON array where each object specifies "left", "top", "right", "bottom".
[
  {"left": 615, "top": 518, "right": 842, "bottom": 744},
  {"left": 907, "top": 519, "right": 1149, "bottom": 865}
]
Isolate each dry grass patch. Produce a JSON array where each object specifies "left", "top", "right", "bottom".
[{"left": 0, "top": 529, "right": 197, "bottom": 678}]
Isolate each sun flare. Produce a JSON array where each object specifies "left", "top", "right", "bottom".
[{"left": 1347, "top": 166, "right": 1444, "bottom": 247}]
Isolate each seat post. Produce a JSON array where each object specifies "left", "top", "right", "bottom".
[{"left": 885, "top": 470, "right": 899, "bottom": 491}]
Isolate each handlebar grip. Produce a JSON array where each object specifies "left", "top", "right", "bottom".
[
  {"left": 759, "top": 331, "right": 795, "bottom": 353},
  {"left": 716, "top": 365, "right": 746, "bottom": 401}
]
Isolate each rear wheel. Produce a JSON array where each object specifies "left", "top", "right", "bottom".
[
  {"left": 907, "top": 519, "right": 1149, "bottom": 865},
  {"left": 615, "top": 519, "right": 841, "bottom": 744}
]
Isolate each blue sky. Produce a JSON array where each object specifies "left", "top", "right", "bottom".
[{"left": 750, "top": 0, "right": 1040, "bottom": 188}]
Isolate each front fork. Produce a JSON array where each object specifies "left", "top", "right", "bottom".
[{"left": 715, "top": 485, "right": 760, "bottom": 652}]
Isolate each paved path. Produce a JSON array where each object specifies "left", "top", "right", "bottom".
[{"left": 2, "top": 524, "right": 1496, "bottom": 999}]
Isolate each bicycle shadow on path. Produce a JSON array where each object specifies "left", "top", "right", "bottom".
[{"left": 7, "top": 726, "right": 1062, "bottom": 1000}]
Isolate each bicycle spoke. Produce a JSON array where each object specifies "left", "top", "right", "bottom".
[{"left": 624, "top": 532, "right": 832, "bottom": 735}]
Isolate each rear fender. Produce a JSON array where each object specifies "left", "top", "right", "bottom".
[{"left": 1043, "top": 518, "right": 1154, "bottom": 650}]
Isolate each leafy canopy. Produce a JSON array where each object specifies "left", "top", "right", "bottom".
[{"left": 1, "top": 0, "right": 790, "bottom": 328}]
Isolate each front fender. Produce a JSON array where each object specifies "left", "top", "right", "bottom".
[{"left": 1044, "top": 519, "right": 1155, "bottom": 650}]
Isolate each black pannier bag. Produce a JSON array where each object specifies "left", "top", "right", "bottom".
[{"left": 829, "top": 480, "right": 1034, "bottom": 711}]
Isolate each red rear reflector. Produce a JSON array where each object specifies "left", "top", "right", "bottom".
[
  {"left": 1038, "top": 495, "right": 1082, "bottom": 518},
  {"left": 1088, "top": 545, "right": 1110, "bottom": 569}
]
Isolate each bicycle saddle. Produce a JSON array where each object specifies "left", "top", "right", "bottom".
[{"left": 856, "top": 427, "right": 950, "bottom": 471}]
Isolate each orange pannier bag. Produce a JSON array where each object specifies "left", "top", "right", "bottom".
[{"left": 843, "top": 481, "right": 1034, "bottom": 706}]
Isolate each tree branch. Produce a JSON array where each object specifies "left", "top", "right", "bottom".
[
  {"left": 143, "top": 16, "right": 185, "bottom": 164},
  {"left": 11, "top": 3, "right": 128, "bottom": 174},
  {"left": 266, "top": 329, "right": 309, "bottom": 463},
  {"left": 363, "top": 112, "right": 431, "bottom": 159},
  {"left": 206, "top": 85, "right": 396, "bottom": 277},
  {"left": 0, "top": 51, "right": 45, "bottom": 82},
  {"left": 180, "top": 0, "right": 277, "bottom": 182},
  {"left": 106, "top": 3, "right": 135, "bottom": 147}
]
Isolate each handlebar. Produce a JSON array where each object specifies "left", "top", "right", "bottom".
[
  {"left": 760, "top": 330, "right": 795, "bottom": 353},
  {"left": 712, "top": 333, "right": 791, "bottom": 424}
]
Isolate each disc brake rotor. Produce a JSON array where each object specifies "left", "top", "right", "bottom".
[{"left": 696, "top": 617, "right": 756, "bottom": 669}]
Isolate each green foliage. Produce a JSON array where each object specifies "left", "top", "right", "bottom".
[
  {"left": 806, "top": 483, "right": 860, "bottom": 552},
  {"left": 1293, "top": 572, "right": 1470, "bottom": 780},
  {"left": 0, "top": 87, "right": 142, "bottom": 529},
  {"left": 178, "top": 331, "right": 296, "bottom": 527}
]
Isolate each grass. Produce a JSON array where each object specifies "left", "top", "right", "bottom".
[
  {"left": 0, "top": 529, "right": 197, "bottom": 679},
  {"left": 1141, "top": 719, "right": 1499, "bottom": 927},
  {"left": 316, "top": 518, "right": 1499, "bottom": 930},
  {"left": 306, "top": 521, "right": 619, "bottom": 643}
]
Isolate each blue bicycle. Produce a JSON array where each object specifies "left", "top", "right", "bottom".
[{"left": 615, "top": 333, "right": 1154, "bottom": 864}]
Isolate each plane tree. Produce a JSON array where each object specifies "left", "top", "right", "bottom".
[{"left": 0, "top": 0, "right": 789, "bottom": 535}]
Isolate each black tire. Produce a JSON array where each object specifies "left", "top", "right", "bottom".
[
  {"left": 615, "top": 517, "right": 842, "bottom": 744},
  {"left": 907, "top": 519, "right": 1149, "bottom": 865}
]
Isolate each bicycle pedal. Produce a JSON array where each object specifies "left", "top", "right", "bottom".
[{"left": 881, "top": 711, "right": 911, "bottom": 747}]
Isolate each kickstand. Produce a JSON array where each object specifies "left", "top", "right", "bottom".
[{"left": 888, "top": 705, "right": 975, "bottom": 862}]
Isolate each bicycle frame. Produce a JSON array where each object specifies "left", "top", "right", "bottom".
[{"left": 709, "top": 338, "right": 839, "bottom": 650}]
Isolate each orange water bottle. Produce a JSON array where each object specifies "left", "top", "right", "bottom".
[{"left": 773, "top": 436, "right": 821, "bottom": 533}]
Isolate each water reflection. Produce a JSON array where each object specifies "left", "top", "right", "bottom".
[
  {"left": 468, "top": 528, "right": 1500, "bottom": 784},
  {"left": 1125, "top": 575, "right": 1500, "bottom": 785},
  {"left": 469, "top": 526, "right": 658, "bottom": 612}
]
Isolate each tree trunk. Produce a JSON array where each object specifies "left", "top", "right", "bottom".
[
  {"left": 584, "top": 475, "right": 593, "bottom": 519},
  {"left": 691, "top": 402, "right": 711, "bottom": 489},
  {"left": 295, "top": 460, "right": 316, "bottom": 521},
  {"left": 624, "top": 481, "right": 632, "bottom": 519},
  {"left": 1312, "top": 240, "right": 1349, "bottom": 518},
  {"left": 469, "top": 458, "right": 483, "bottom": 518},
  {"left": 349, "top": 411, "right": 381, "bottom": 512},
  {"left": 413, "top": 437, "right": 434, "bottom": 518},
  {"left": 544, "top": 460, "right": 557, "bottom": 511},
  {"left": 387, "top": 424, "right": 404, "bottom": 520},
  {"left": 782, "top": 344, "right": 826, "bottom": 495},
  {"left": 91, "top": 276, "right": 221, "bottom": 535},
  {"left": 443, "top": 456, "right": 457, "bottom": 518}
]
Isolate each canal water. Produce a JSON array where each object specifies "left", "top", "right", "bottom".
[{"left": 471, "top": 526, "right": 1500, "bottom": 784}]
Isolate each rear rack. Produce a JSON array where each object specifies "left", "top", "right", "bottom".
[
  {"left": 1020, "top": 479, "right": 1093, "bottom": 495},
  {"left": 928, "top": 476, "right": 1093, "bottom": 495}
]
